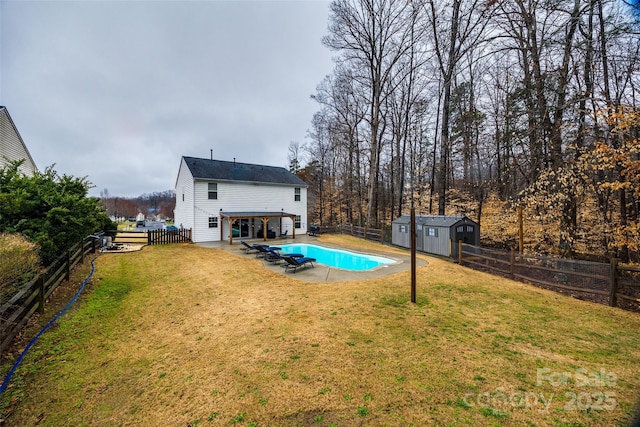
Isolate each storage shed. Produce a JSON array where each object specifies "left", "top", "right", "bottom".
[{"left": 392, "top": 215, "right": 480, "bottom": 258}]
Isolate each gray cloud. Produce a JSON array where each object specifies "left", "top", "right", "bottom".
[{"left": 1, "top": 0, "right": 333, "bottom": 197}]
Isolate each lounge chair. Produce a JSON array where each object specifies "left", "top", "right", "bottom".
[
  {"left": 254, "top": 244, "right": 279, "bottom": 258},
  {"left": 282, "top": 255, "right": 316, "bottom": 273},
  {"left": 264, "top": 249, "right": 303, "bottom": 265},
  {"left": 241, "top": 241, "right": 264, "bottom": 254}
]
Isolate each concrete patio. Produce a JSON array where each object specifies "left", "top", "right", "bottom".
[{"left": 197, "top": 235, "right": 427, "bottom": 282}]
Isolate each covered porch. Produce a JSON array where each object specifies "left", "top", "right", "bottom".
[{"left": 219, "top": 211, "right": 297, "bottom": 245}]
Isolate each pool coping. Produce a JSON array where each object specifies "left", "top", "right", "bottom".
[{"left": 198, "top": 235, "right": 428, "bottom": 283}]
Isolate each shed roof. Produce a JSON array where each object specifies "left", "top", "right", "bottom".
[
  {"left": 183, "top": 156, "right": 307, "bottom": 187},
  {"left": 393, "top": 215, "right": 477, "bottom": 227}
]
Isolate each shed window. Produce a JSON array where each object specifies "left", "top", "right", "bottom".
[
  {"left": 294, "top": 187, "right": 301, "bottom": 201},
  {"left": 467, "top": 226, "right": 474, "bottom": 233},
  {"left": 208, "top": 183, "right": 218, "bottom": 200},
  {"left": 428, "top": 227, "right": 438, "bottom": 237},
  {"left": 457, "top": 226, "right": 464, "bottom": 233},
  {"left": 399, "top": 225, "right": 407, "bottom": 233},
  {"left": 208, "top": 217, "right": 218, "bottom": 228}
]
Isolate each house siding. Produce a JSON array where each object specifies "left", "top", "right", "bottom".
[
  {"left": 0, "top": 107, "right": 37, "bottom": 176},
  {"left": 175, "top": 156, "right": 308, "bottom": 244},
  {"left": 173, "top": 158, "right": 195, "bottom": 234},
  {"left": 192, "top": 180, "right": 307, "bottom": 243}
]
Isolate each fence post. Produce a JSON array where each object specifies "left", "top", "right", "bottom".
[
  {"left": 458, "top": 240, "right": 463, "bottom": 264},
  {"left": 37, "top": 275, "right": 45, "bottom": 314},
  {"left": 364, "top": 226, "right": 367, "bottom": 240},
  {"left": 380, "top": 226, "right": 384, "bottom": 244},
  {"left": 81, "top": 239, "right": 85, "bottom": 264},
  {"left": 66, "top": 249, "right": 71, "bottom": 281},
  {"left": 510, "top": 250, "right": 515, "bottom": 278},
  {"left": 609, "top": 258, "right": 618, "bottom": 307}
]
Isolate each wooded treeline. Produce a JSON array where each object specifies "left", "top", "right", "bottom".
[
  {"left": 100, "top": 189, "right": 175, "bottom": 221},
  {"left": 301, "top": 0, "right": 640, "bottom": 262}
]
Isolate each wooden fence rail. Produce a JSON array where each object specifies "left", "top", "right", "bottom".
[
  {"left": 114, "top": 229, "right": 192, "bottom": 246},
  {"left": 459, "top": 242, "right": 640, "bottom": 312},
  {"left": 339, "top": 224, "right": 389, "bottom": 244},
  {"left": 147, "top": 229, "right": 192, "bottom": 245},
  {"left": 0, "top": 228, "right": 193, "bottom": 356},
  {"left": 0, "top": 236, "right": 99, "bottom": 355}
]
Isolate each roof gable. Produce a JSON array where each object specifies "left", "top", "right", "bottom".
[
  {"left": 0, "top": 106, "right": 37, "bottom": 176},
  {"left": 182, "top": 157, "right": 307, "bottom": 187}
]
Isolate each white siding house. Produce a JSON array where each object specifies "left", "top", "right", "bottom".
[
  {"left": 0, "top": 106, "right": 37, "bottom": 176},
  {"left": 174, "top": 157, "right": 308, "bottom": 243}
]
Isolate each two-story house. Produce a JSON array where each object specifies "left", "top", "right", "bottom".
[{"left": 174, "top": 156, "right": 308, "bottom": 244}]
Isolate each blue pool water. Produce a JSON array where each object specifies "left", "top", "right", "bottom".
[{"left": 278, "top": 244, "right": 395, "bottom": 271}]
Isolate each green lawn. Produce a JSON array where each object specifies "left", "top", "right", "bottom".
[{"left": 1, "top": 236, "right": 639, "bottom": 426}]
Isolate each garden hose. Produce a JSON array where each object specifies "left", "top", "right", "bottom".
[{"left": 0, "top": 254, "right": 100, "bottom": 393}]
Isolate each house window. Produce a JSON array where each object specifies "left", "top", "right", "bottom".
[
  {"left": 208, "top": 183, "right": 218, "bottom": 200},
  {"left": 428, "top": 227, "right": 438, "bottom": 237},
  {"left": 208, "top": 217, "right": 218, "bottom": 228},
  {"left": 294, "top": 187, "right": 301, "bottom": 201},
  {"left": 295, "top": 215, "right": 301, "bottom": 228}
]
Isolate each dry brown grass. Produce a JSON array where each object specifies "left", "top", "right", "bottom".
[{"left": 2, "top": 236, "right": 640, "bottom": 426}]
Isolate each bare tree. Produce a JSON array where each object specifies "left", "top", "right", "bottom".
[
  {"left": 425, "top": 0, "right": 497, "bottom": 214},
  {"left": 324, "top": 0, "right": 417, "bottom": 226}
]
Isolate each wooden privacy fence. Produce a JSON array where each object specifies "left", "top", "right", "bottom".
[
  {"left": 114, "top": 229, "right": 192, "bottom": 245},
  {"left": 0, "top": 236, "right": 99, "bottom": 355},
  {"left": 459, "top": 242, "right": 640, "bottom": 312},
  {"left": 339, "top": 224, "right": 390, "bottom": 244},
  {"left": 147, "top": 229, "right": 192, "bottom": 245}
]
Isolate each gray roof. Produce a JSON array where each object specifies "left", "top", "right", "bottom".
[
  {"left": 393, "top": 215, "right": 477, "bottom": 227},
  {"left": 183, "top": 156, "right": 307, "bottom": 187}
]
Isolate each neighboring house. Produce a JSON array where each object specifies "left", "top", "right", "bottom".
[
  {"left": 174, "top": 156, "right": 308, "bottom": 244},
  {"left": 392, "top": 215, "right": 480, "bottom": 258},
  {"left": 0, "top": 106, "right": 37, "bottom": 176}
]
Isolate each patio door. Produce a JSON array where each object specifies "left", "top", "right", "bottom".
[{"left": 232, "top": 219, "right": 250, "bottom": 238}]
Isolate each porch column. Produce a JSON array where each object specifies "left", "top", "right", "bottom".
[
  {"left": 227, "top": 217, "right": 234, "bottom": 245},
  {"left": 262, "top": 217, "right": 269, "bottom": 242}
]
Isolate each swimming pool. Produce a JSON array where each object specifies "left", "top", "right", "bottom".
[{"left": 278, "top": 244, "right": 395, "bottom": 271}]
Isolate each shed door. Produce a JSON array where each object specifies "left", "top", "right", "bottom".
[{"left": 455, "top": 225, "right": 475, "bottom": 244}]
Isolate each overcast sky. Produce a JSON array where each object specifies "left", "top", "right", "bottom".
[{"left": 1, "top": 0, "right": 334, "bottom": 197}]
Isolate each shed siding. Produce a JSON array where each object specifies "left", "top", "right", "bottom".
[
  {"left": 392, "top": 223, "right": 411, "bottom": 248},
  {"left": 422, "top": 226, "right": 452, "bottom": 257},
  {"left": 392, "top": 215, "right": 480, "bottom": 258},
  {"left": 0, "top": 108, "right": 37, "bottom": 176}
]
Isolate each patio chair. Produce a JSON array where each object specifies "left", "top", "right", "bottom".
[
  {"left": 241, "top": 241, "right": 261, "bottom": 254},
  {"left": 264, "top": 248, "right": 285, "bottom": 264},
  {"left": 264, "top": 249, "right": 303, "bottom": 265},
  {"left": 254, "top": 244, "right": 279, "bottom": 258},
  {"left": 282, "top": 255, "right": 316, "bottom": 273}
]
